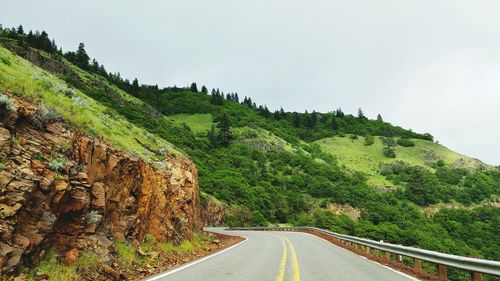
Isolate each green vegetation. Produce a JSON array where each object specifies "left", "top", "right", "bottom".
[
  {"left": 0, "top": 26, "right": 498, "bottom": 280},
  {"left": 316, "top": 135, "right": 486, "bottom": 187},
  {"left": 24, "top": 250, "right": 100, "bottom": 281},
  {"left": 170, "top": 113, "right": 213, "bottom": 135}
]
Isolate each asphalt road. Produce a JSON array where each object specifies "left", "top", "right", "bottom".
[{"left": 146, "top": 228, "right": 418, "bottom": 281}]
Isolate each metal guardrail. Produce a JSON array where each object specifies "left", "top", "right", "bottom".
[{"left": 227, "top": 226, "right": 500, "bottom": 279}]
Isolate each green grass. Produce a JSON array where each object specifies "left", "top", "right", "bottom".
[
  {"left": 24, "top": 250, "right": 100, "bottom": 281},
  {"left": 0, "top": 45, "right": 183, "bottom": 162},
  {"left": 316, "top": 135, "right": 486, "bottom": 187},
  {"left": 233, "top": 126, "right": 304, "bottom": 153},
  {"left": 169, "top": 113, "right": 213, "bottom": 135}
]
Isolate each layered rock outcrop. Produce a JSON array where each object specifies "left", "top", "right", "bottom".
[
  {"left": 200, "top": 196, "right": 227, "bottom": 226},
  {"left": 0, "top": 95, "right": 201, "bottom": 273}
]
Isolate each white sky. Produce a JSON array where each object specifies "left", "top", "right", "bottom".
[{"left": 2, "top": 0, "right": 500, "bottom": 165}]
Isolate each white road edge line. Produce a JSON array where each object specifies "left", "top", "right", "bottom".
[
  {"left": 294, "top": 232, "right": 421, "bottom": 281},
  {"left": 144, "top": 237, "right": 248, "bottom": 281}
]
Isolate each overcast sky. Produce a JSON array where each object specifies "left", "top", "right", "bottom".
[{"left": 2, "top": 0, "right": 500, "bottom": 165}]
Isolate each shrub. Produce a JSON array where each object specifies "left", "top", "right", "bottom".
[
  {"left": 0, "top": 94, "right": 16, "bottom": 113},
  {"left": 397, "top": 138, "right": 415, "bottom": 147},
  {"left": 364, "top": 134, "right": 375, "bottom": 146},
  {"left": 383, "top": 147, "right": 396, "bottom": 158},
  {"left": 32, "top": 103, "right": 63, "bottom": 130},
  {"left": 349, "top": 134, "right": 358, "bottom": 140},
  {"left": 84, "top": 210, "right": 102, "bottom": 225},
  {"left": 49, "top": 157, "right": 66, "bottom": 172}
]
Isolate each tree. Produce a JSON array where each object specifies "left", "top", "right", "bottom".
[
  {"left": 75, "top": 42, "right": 90, "bottom": 68},
  {"left": 357, "top": 108, "right": 366, "bottom": 119},
  {"left": 208, "top": 113, "right": 233, "bottom": 147},
  {"left": 377, "top": 114, "right": 383, "bottom": 122},
  {"left": 335, "top": 108, "right": 345, "bottom": 118},
  {"left": 292, "top": 112, "right": 301, "bottom": 128},
  {"left": 190, "top": 82, "right": 198, "bottom": 92},
  {"left": 17, "top": 25, "right": 24, "bottom": 35},
  {"left": 382, "top": 137, "right": 396, "bottom": 158},
  {"left": 331, "top": 116, "right": 339, "bottom": 130},
  {"left": 132, "top": 78, "right": 139, "bottom": 95},
  {"left": 201, "top": 85, "right": 208, "bottom": 94},
  {"left": 364, "top": 134, "right": 375, "bottom": 146}
]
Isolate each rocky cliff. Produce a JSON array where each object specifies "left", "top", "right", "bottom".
[{"left": 0, "top": 95, "right": 202, "bottom": 273}]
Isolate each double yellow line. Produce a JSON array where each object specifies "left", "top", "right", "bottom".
[{"left": 276, "top": 236, "right": 301, "bottom": 281}]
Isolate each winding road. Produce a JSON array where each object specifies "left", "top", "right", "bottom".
[{"left": 146, "top": 228, "right": 418, "bottom": 281}]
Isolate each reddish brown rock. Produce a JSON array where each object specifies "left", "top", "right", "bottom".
[
  {"left": 91, "top": 182, "right": 105, "bottom": 209},
  {"left": 64, "top": 248, "right": 79, "bottom": 265},
  {"left": 54, "top": 180, "right": 68, "bottom": 191},
  {"left": 0, "top": 95, "right": 202, "bottom": 274}
]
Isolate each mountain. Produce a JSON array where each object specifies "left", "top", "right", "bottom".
[{"left": 0, "top": 26, "right": 498, "bottom": 281}]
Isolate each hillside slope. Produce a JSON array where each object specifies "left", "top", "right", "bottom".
[
  {"left": 0, "top": 44, "right": 205, "bottom": 276},
  {"left": 316, "top": 135, "right": 487, "bottom": 187}
]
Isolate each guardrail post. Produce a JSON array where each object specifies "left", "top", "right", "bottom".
[
  {"left": 413, "top": 258, "right": 422, "bottom": 271},
  {"left": 438, "top": 264, "right": 447, "bottom": 280},
  {"left": 396, "top": 254, "right": 402, "bottom": 263},
  {"left": 365, "top": 246, "right": 370, "bottom": 254},
  {"left": 471, "top": 272, "right": 482, "bottom": 281},
  {"left": 375, "top": 249, "right": 380, "bottom": 257},
  {"left": 384, "top": 251, "right": 391, "bottom": 259}
]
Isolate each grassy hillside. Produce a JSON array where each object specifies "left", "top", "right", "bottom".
[
  {"left": 0, "top": 46, "right": 183, "bottom": 162},
  {"left": 170, "top": 113, "right": 213, "bottom": 135},
  {"left": 316, "top": 135, "right": 486, "bottom": 187}
]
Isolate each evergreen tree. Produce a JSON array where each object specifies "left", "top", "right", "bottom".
[
  {"left": 357, "top": 108, "right": 366, "bottom": 119},
  {"left": 17, "top": 25, "right": 24, "bottom": 35},
  {"left": 190, "top": 82, "right": 198, "bottom": 92},
  {"left": 308, "top": 111, "right": 318, "bottom": 128},
  {"left": 208, "top": 113, "right": 233, "bottom": 147},
  {"left": 132, "top": 78, "right": 139, "bottom": 95},
  {"left": 331, "top": 116, "right": 339, "bottom": 130},
  {"left": 201, "top": 85, "right": 208, "bottom": 94},
  {"left": 75, "top": 42, "right": 90, "bottom": 68},
  {"left": 335, "top": 108, "right": 345, "bottom": 118},
  {"left": 377, "top": 114, "right": 383, "bottom": 122},
  {"left": 292, "top": 112, "right": 301, "bottom": 128}
]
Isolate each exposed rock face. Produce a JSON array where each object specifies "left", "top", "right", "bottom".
[
  {"left": 201, "top": 196, "right": 228, "bottom": 226},
  {"left": 0, "top": 95, "right": 201, "bottom": 273}
]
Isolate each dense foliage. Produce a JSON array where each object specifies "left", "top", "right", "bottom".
[{"left": 1, "top": 26, "right": 498, "bottom": 278}]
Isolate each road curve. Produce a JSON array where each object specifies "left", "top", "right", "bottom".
[{"left": 146, "top": 227, "right": 418, "bottom": 281}]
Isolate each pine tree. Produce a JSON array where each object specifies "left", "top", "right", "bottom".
[
  {"left": 132, "top": 78, "right": 139, "bottom": 95},
  {"left": 377, "top": 114, "right": 383, "bottom": 122},
  {"left": 335, "top": 108, "right": 345, "bottom": 118},
  {"left": 201, "top": 85, "right": 208, "bottom": 94},
  {"left": 357, "top": 108, "right": 366, "bottom": 119},
  {"left": 292, "top": 112, "right": 301, "bottom": 128},
  {"left": 75, "top": 42, "right": 90, "bottom": 68},
  {"left": 190, "top": 82, "right": 198, "bottom": 92},
  {"left": 17, "top": 25, "right": 24, "bottom": 35},
  {"left": 331, "top": 116, "right": 339, "bottom": 130}
]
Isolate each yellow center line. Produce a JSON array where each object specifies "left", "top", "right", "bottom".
[
  {"left": 283, "top": 237, "right": 301, "bottom": 281},
  {"left": 276, "top": 237, "right": 288, "bottom": 281}
]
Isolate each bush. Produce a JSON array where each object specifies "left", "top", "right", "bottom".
[
  {"left": 364, "top": 134, "right": 374, "bottom": 146},
  {"left": 32, "top": 103, "right": 63, "bottom": 130},
  {"left": 383, "top": 148, "right": 396, "bottom": 158},
  {"left": 0, "top": 94, "right": 16, "bottom": 113},
  {"left": 49, "top": 157, "right": 67, "bottom": 172},
  {"left": 350, "top": 134, "right": 358, "bottom": 140},
  {"left": 225, "top": 205, "right": 252, "bottom": 227},
  {"left": 397, "top": 138, "right": 415, "bottom": 147}
]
